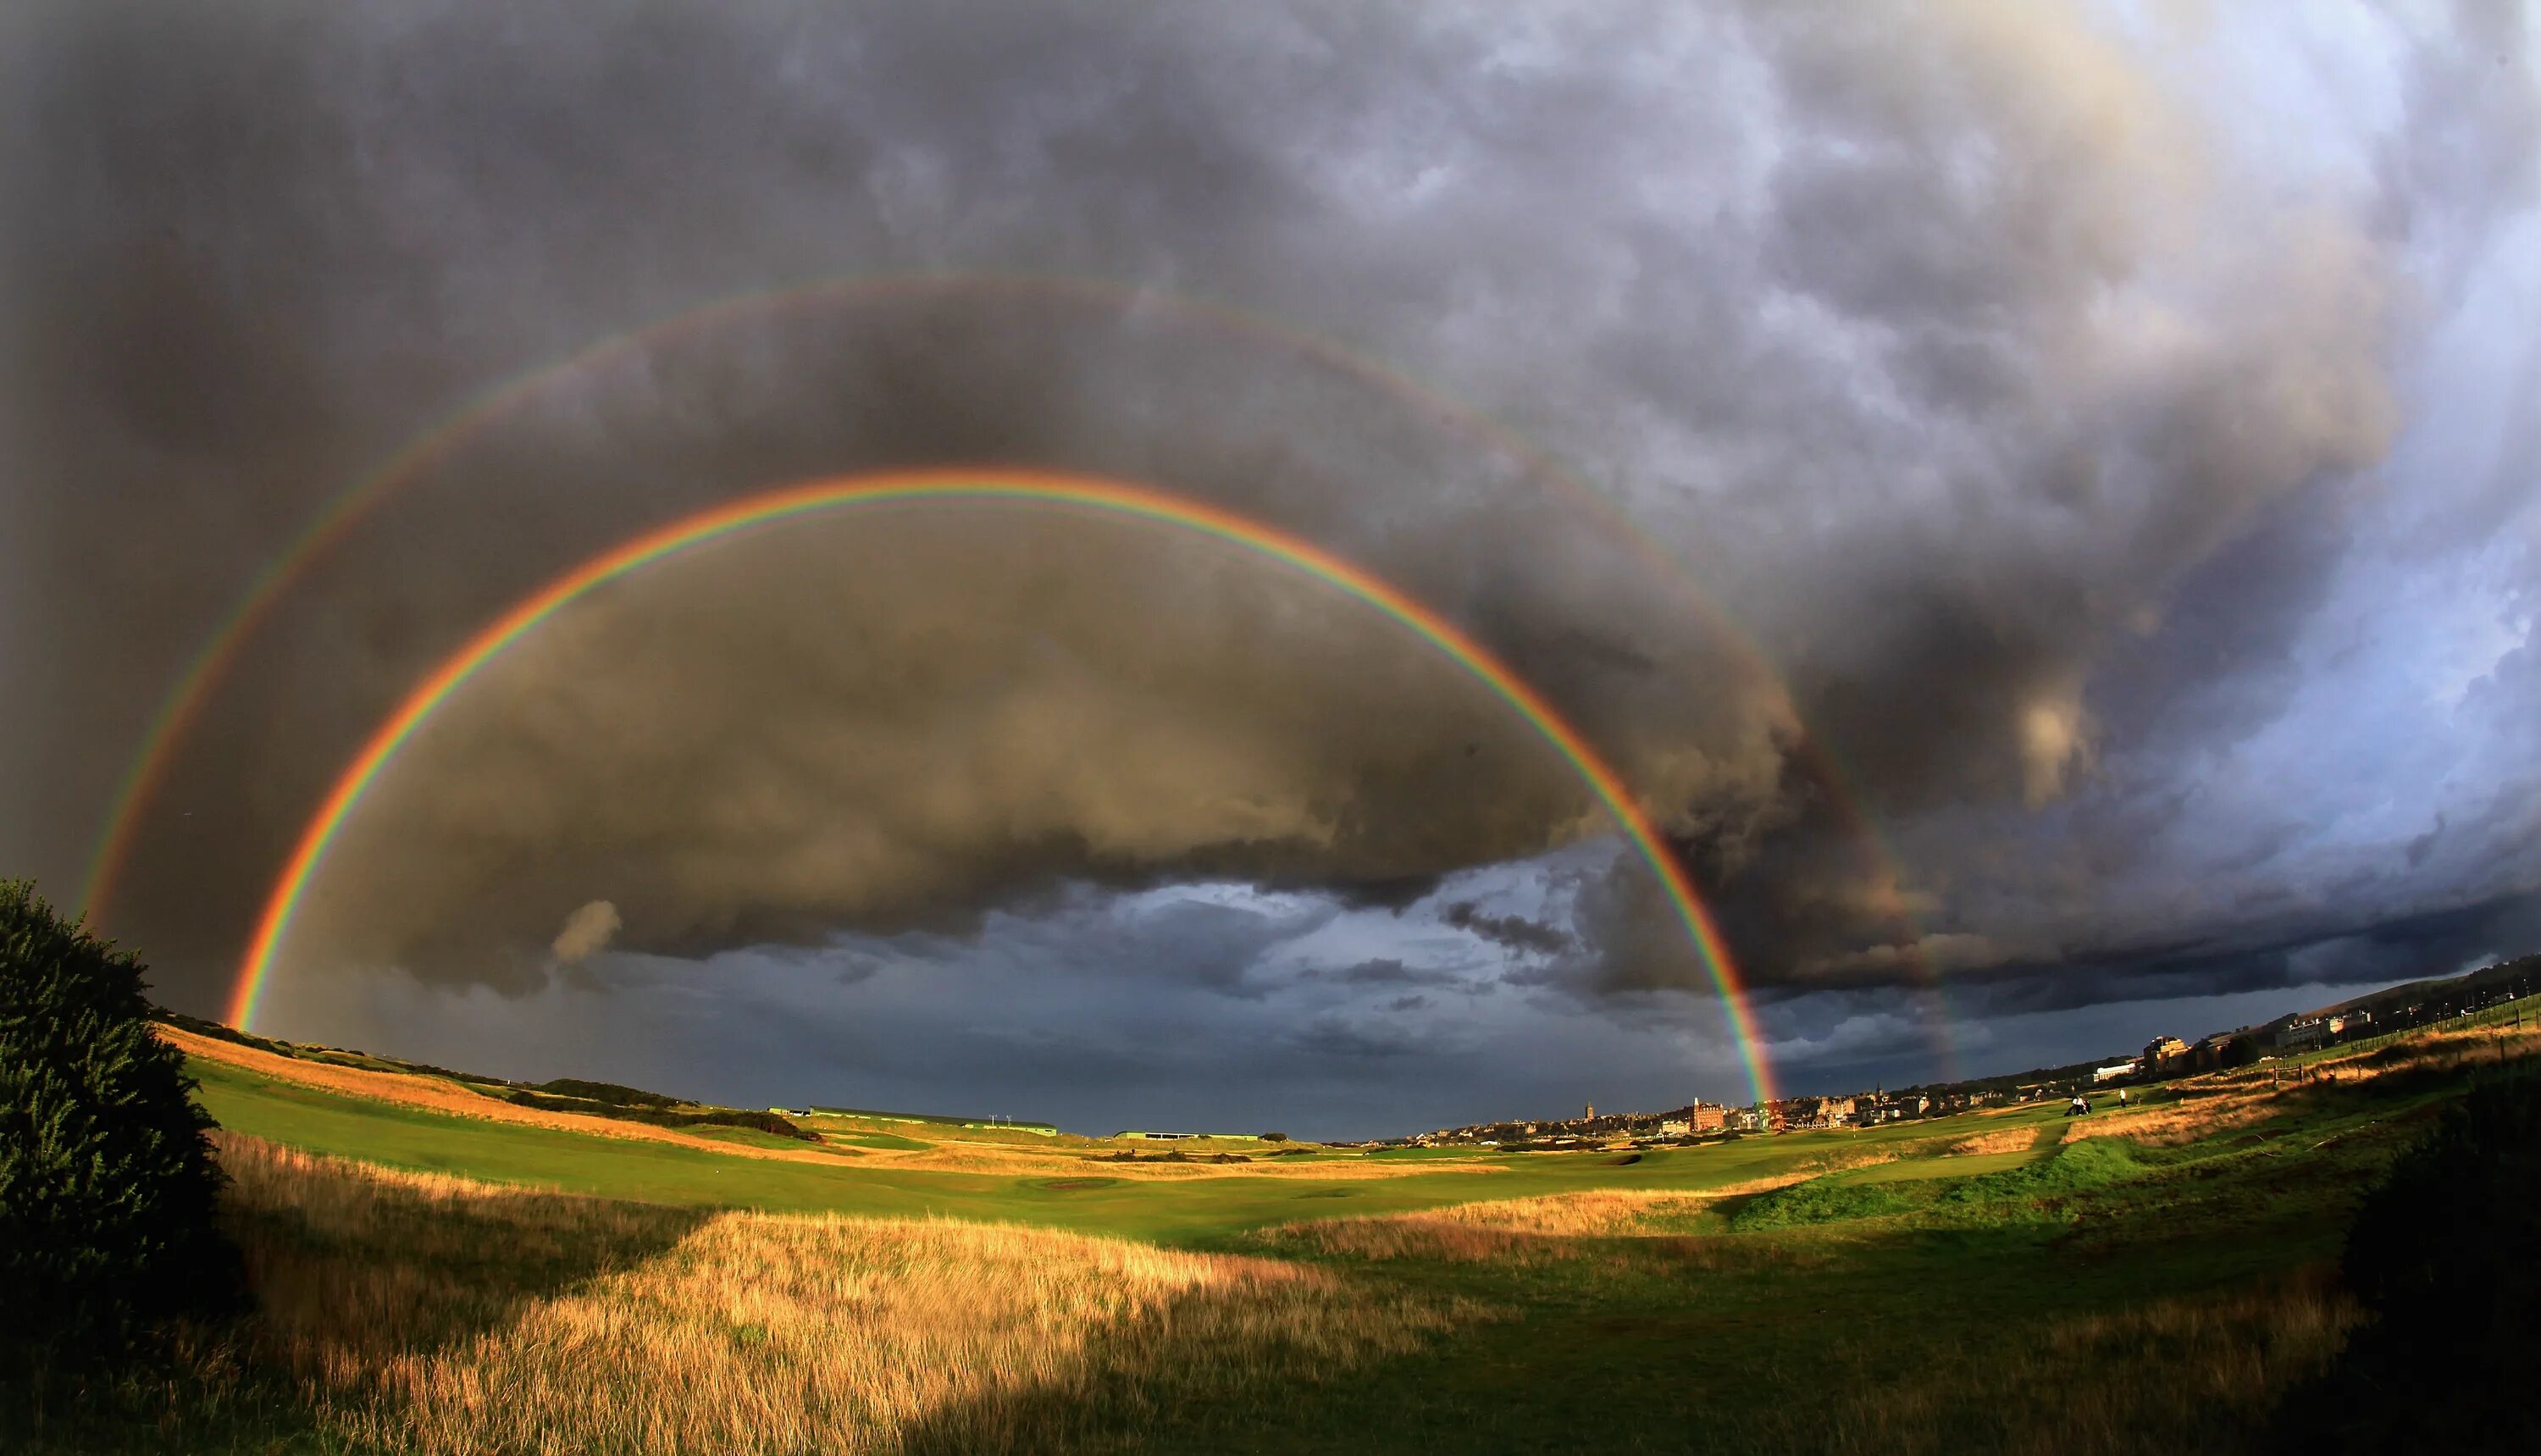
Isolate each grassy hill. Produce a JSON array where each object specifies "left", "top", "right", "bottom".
[{"left": 19, "top": 999, "right": 2539, "bottom": 1454}]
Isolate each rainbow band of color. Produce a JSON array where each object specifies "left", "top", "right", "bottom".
[
  {"left": 81, "top": 267, "right": 1940, "bottom": 1081},
  {"left": 230, "top": 469, "right": 1780, "bottom": 1107}
]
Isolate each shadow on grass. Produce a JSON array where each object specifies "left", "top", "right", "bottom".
[
  {"left": 892, "top": 1262, "right": 1470, "bottom": 1456},
  {"left": 217, "top": 1132, "right": 715, "bottom": 1374},
  {"left": 947, "top": 1216, "right": 2350, "bottom": 1456},
  {"left": 6, "top": 1133, "right": 713, "bottom": 1455}
]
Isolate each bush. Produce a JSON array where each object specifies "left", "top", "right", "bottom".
[
  {"left": 531, "top": 1077, "right": 682, "bottom": 1109},
  {"left": 1731, "top": 1176, "right": 1918, "bottom": 1230},
  {"left": 2268, "top": 1073, "right": 2541, "bottom": 1453},
  {"left": 1, "top": 881, "right": 242, "bottom": 1362},
  {"left": 499, "top": 1088, "right": 816, "bottom": 1140}
]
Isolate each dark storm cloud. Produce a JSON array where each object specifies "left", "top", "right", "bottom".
[
  {"left": 1303, "top": 959, "right": 1463, "bottom": 989},
  {"left": 6, "top": 0, "right": 2538, "bottom": 1105},
  {"left": 5, "top": 0, "right": 1802, "bottom": 1003},
  {"left": 1439, "top": 903, "right": 1571, "bottom": 958},
  {"left": 1885, "top": 890, "right": 2541, "bottom": 1025}
]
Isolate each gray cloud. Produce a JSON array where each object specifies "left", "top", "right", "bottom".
[
  {"left": 7, "top": 1, "right": 2538, "bottom": 1108},
  {"left": 1439, "top": 902, "right": 1572, "bottom": 957},
  {"left": 1304, "top": 959, "right": 1462, "bottom": 989}
]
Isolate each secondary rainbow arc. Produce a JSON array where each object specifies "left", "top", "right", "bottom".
[
  {"left": 230, "top": 470, "right": 1782, "bottom": 1108},
  {"left": 87, "top": 274, "right": 1949, "bottom": 1077}
]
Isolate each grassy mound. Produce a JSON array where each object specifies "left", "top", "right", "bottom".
[
  {"left": 1736, "top": 1136, "right": 2152, "bottom": 1230},
  {"left": 1732, "top": 1176, "right": 1922, "bottom": 1230}
]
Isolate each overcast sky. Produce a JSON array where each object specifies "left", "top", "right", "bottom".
[{"left": 5, "top": 1, "right": 2536, "bottom": 1136}]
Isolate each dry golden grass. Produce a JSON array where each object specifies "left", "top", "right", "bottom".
[
  {"left": 214, "top": 1133, "right": 1460, "bottom": 1455},
  {"left": 2063, "top": 1092, "right": 2278, "bottom": 1146},
  {"left": 1259, "top": 1178, "right": 1827, "bottom": 1264},
  {"left": 1946, "top": 1127, "right": 2043, "bottom": 1157},
  {"left": 166, "top": 1027, "right": 862, "bottom": 1165},
  {"left": 877, "top": 1144, "right": 1501, "bottom": 1180},
  {"left": 1768, "top": 1269, "right": 2356, "bottom": 1455},
  {"left": 2309, "top": 1021, "right": 2541, "bottom": 1083},
  {"left": 1415, "top": 1187, "right": 1719, "bottom": 1236}
]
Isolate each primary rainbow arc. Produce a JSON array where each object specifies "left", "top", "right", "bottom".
[
  {"left": 230, "top": 469, "right": 1780, "bottom": 1107},
  {"left": 75, "top": 269, "right": 1942, "bottom": 1080}
]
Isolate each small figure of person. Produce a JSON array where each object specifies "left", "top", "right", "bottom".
[
  {"left": 2067, "top": 1093, "right": 2088, "bottom": 1116},
  {"left": 2118, "top": 1087, "right": 2129, "bottom": 1107}
]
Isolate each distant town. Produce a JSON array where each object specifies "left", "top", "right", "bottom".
[{"left": 1368, "top": 952, "right": 2539, "bottom": 1150}]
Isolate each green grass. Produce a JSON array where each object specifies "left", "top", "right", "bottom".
[
  {"left": 689, "top": 1125, "right": 862, "bottom": 1154},
  {"left": 1128, "top": 1079, "right": 2447, "bottom": 1454},
  {"left": 190, "top": 1054, "right": 1892, "bottom": 1244},
  {"left": 1944, "top": 1132, "right": 2145, "bottom": 1201},
  {"left": 820, "top": 1129, "right": 935, "bottom": 1151},
  {"left": 1732, "top": 1175, "right": 1923, "bottom": 1227},
  {"left": 128, "top": 1040, "right": 2525, "bottom": 1454},
  {"left": 184, "top": 1047, "right": 2140, "bottom": 1250},
  {"left": 1841, "top": 1148, "right": 2040, "bottom": 1182}
]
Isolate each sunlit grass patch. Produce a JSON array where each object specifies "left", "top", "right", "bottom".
[
  {"left": 1734, "top": 1135, "right": 2159, "bottom": 1232},
  {"left": 214, "top": 1134, "right": 1462, "bottom": 1454},
  {"left": 2064, "top": 1089, "right": 2278, "bottom": 1146},
  {"left": 1255, "top": 1182, "right": 1834, "bottom": 1265},
  {"left": 1945, "top": 1126, "right": 2048, "bottom": 1157}
]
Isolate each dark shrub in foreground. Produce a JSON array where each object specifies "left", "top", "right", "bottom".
[
  {"left": 0, "top": 880, "right": 241, "bottom": 1363},
  {"left": 2272, "top": 1073, "right": 2541, "bottom": 1453}
]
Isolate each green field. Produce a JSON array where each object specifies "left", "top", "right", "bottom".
[
  {"left": 192, "top": 1052, "right": 2053, "bottom": 1246},
  {"left": 30, "top": 1026, "right": 2525, "bottom": 1455},
  {"left": 1837, "top": 1145, "right": 2042, "bottom": 1182}
]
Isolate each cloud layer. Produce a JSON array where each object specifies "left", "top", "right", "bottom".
[{"left": 4, "top": 0, "right": 2535, "bottom": 1116}]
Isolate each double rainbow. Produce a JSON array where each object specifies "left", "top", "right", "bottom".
[{"left": 230, "top": 469, "right": 1780, "bottom": 1107}]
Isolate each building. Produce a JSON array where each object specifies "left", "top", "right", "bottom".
[
  {"left": 2143, "top": 1036, "right": 2189, "bottom": 1070},
  {"left": 1820, "top": 1096, "right": 1857, "bottom": 1126},
  {"left": 2093, "top": 1060, "right": 2139, "bottom": 1083},
  {"left": 2276, "top": 1019, "right": 2328, "bottom": 1050},
  {"left": 2187, "top": 1032, "right": 2232, "bottom": 1071},
  {"left": 1646, "top": 1104, "right": 1728, "bottom": 1137}
]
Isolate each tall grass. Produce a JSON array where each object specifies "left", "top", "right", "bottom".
[
  {"left": 215, "top": 1134, "right": 1459, "bottom": 1454},
  {"left": 2062, "top": 1093, "right": 2275, "bottom": 1146},
  {"left": 1260, "top": 1181, "right": 1829, "bottom": 1264},
  {"left": 1754, "top": 1270, "right": 2356, "bottom": 1455},
  {"left": 1946, "top": 1127, "right": 2047, "bottom": 1157}
]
